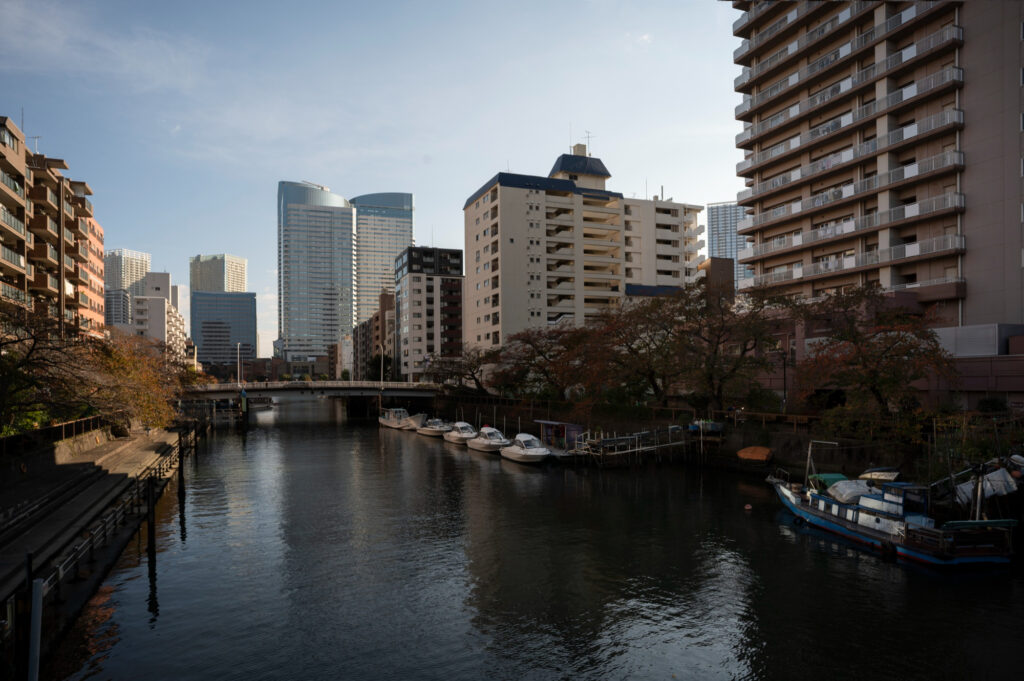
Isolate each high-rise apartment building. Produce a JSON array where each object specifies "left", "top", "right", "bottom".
[
  {"left": 104, "top": 248, "right": 150, "bottom": 300},
  {"left": 352, "top": 288, "right": 396, "bottom": 380},
  {"left": 277, "top": 181, "right": 355, "bottom": 361},
  {"left": 189, "top": 253, "right": 247, "bottom": 292},
  {"left": 732, "top": 1, "right": 1024, "bottom": 338},
  {"left": 707, "top": 201, "right": 749, "bottom": 290},
  {"left": 463, "top": 144, "right": 704, "bottom": 348},
  {"left": 1, "top": 117, "right": 103, "bottom": 337},
  {"left": 114, "top": 272, "right": 186, "bottom": 360},
  {"left": 190, "top": 291, "right": 257, "bottom": 366},
  {"left": 351, "top": 193, "right": 413, "bottom": 325},
  {"left": 394, "top": 247, "right": 462, "bottom": 381}
]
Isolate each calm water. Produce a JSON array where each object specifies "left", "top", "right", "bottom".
[{"left": 51, "top": 401, "right": 1023, "bottom": 680}]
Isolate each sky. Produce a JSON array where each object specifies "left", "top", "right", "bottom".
[{"left": 0, "top": 0, "right": 747, "bottom": 355}]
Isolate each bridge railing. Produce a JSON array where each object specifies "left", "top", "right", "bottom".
[{"left": 186, "top": 380, "right": 441, "bottom": 393}]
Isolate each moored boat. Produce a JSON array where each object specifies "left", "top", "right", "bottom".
[
  {"left": 466, "top": 427, "right": 509, "bottom": 452},
  {"left": 500, "top": 433, "right": 550, "bottom": 464},
  {"left": 767, "top": 446, "right": 1016, "bottom": 566},
  {"left": 400, "top": 412, "right": 427, "bottom": 430},
  {"left": 379, "top": 407, "right": 410, "bottom": 429},
  {"left": 443, "top": 422, "right": 477, "bottom": 445},
  {"left": 417, "top": 418, "right": 453, "bottom": 437}
]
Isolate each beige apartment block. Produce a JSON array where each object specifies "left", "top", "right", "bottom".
[
  {"left": 463, "top": 144, "right": 704, "bottom": 349},
  {"left": 733, "top": 1, "right": 1024, "bottom": 336}
]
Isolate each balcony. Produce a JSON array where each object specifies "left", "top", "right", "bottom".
[
  {"left": 737, "top": 25, "right": 963, "bottom": 144},
  {"left": 737, "top": 67, "right": 963, "bottom": 175},
  {"left": 734, "top": 1, "right": 825, "bottom": 63},
  {"left": 804, "top": 234, "right": 965, "bottom": 278},
  {"left": 72, "top": 217, "right": 89, "bottom": 237},
  {"left": 0, "top": 127, "right": 18, "bottom": 151},
  {"left": 1, "top": 204, "right": 25, "bottom": 238},
  {"left": 2, "top": 281, "right": 27, "bottom": 304},
  {"left": 1, "top": 243, "right": 25, "bottom": 271},
  {"left": 738, "top": 109, "right": 964, "bottom": 202},
  {"left": 28, "top": 271, "right": 59, "bottom": 296},
  {"left": 738, "top": 192, "right": 965, "bottom": 261},
  {"left": 28, "top": 185, "right": 59, "bottom": 213},
  {"left": 735, "top": 1, "right": 873, "bottom": 87},
  {"left": 68, "top": 239, "right": 88, "bottom": 262},
  {"left": 738, "top": 151, "right": 963, "bottom": 231},
  {"left": 29, "top": 213, "right": 60, "bottom": 240},
  {"left": 30, "top": 241, "right": 59, "bottom": 267},
  {"left": 0, "top": 167, "right": 24, "bottom": 199},
  {"left": 74, "top": 196, "right": 93, "bottom": 217}
]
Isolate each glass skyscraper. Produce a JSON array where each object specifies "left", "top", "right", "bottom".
[
  {"left": 277, "top": 181, "right": 355, "bottom": 361},
  {"left": 191, "top": 291, "right": 257, "bottom": 365},
  {"left": 351, "top": 192, "right": 413, "bottom": 325},
  {"left": 706, "top": 201, "right": 749, "bottom": 289}
]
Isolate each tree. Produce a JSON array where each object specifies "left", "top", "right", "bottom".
[
  {"left": 424, "top": 347, "right": 494, "bottom": 393},
  {"left": 791, "top": 284, "right": 956, "bottom": 413},
  {"left": 367, "top": 353, "right": 392, "bottom": 382},
  {"left": 490, "top": 326, "right": 594, "bottom": 398}
]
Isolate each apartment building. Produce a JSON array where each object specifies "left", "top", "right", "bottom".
[
  {"left": 1, "top": 117, "right": 102, "bottom": 337},
  {"left": 707, "top": 201, "right": 749, "bottom": 290},
  {"left": 394, "top": 247, "right": 462, "bottom": 381},
  {"left": 115, "top": 272, "right": 186, "bottom": 359},
  {"left": 77, "top": 209, "right": 105, "bottom": 337},
  {"left": 104, "top": 248, "right": 151, "bottom": 326},
  {"left": 352, "top": 288, "right": 395, "bottom": 380},
  {"left": 733, "top": 1, "right": 1023, "bottom": 335},
  {"left": 463, "top": 144, "right": 704, "bottom": 349}
]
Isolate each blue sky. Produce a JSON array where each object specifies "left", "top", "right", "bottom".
[{"left": 0, "top": 0, "right": 746, "bottom": 354}]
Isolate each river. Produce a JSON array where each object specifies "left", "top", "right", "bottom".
[{"left": 50, "top": 400, "right": 1023, "bottom": 680}]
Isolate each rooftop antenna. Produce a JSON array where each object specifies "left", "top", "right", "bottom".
[
  {"left": 569, "top": 122, "right": 572, "bottom": 152},
  {"left": 583, "top": 130, "right": 594, "bottom": 155}
]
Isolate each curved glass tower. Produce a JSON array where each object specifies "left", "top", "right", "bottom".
[
  {"left": 351, "top": 192, "right": 413, "bottom": 325},
  {"left": 277, "top": 181, "right": 354, "bottom": 361}
]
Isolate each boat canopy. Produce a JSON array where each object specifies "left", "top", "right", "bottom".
[
  {"left": 514, "top": 435, "right": 541, "bottom": 448},
  {"left": 809, "top": 473, "right": 847, "bottom": 490}
]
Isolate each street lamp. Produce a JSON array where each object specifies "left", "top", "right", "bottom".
[
  {"left": 778, "top": 349, "right": 788, "bottom": 413},
  {"left": 237, "top": 342, "right": 242, "bottom": 387},
  {"left": 377, "top": 343, "right": 385, "bottom": 388}
]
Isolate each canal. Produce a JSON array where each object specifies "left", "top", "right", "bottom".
[{"left": 50, "top": 401, "right": 1023, "bottom": 680}]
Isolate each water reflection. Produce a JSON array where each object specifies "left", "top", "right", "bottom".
[{"left": 49, "top": 400, "right": 1024, "bottom": 681}]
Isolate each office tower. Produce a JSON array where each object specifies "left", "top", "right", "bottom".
[
  {"left": 1, "top": 116, "right": 103, "bottom": 337},
  {"left": 351, "top": 193, "right": 413, "bottom": 325},
  {"left": 707, "top": 201, "right": 749, "bottom": 290},
  {"left": 189, "top": 253, "right": 247, "bottom": 293},
  {"left": 190, "top": 291, "right": 257, "bottom": 366},
  {"left": 277, "top": 181, "right": 355, "bottom": 362},
  {"left": 463, "top": 143, "right": 704, "bottom": 349},
  {"left": 394, "top": 247, "right": 462, "bottom": 381},
  {"left": 105, "top": 248, "right": 150, "bottom": 299},
  {"left": 733, "top": 0, "right": 1024, "bottom": 335}
]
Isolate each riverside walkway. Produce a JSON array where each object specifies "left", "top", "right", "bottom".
[{"left": 0, "top": 429, "right": 180, "bottom": 618}]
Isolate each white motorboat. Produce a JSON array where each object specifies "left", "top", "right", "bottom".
[
  {"left": 466, "top": 427, "right": 509, "bottom": 452},
  {"left": 400, "top": 412, "right": 427, "bottom": 430},
  {"left": 417, "top": 418, "right": 453, "bottom": 437},
  {"left": 443, "top": 422, "right": 477, "bottom": 445},
  {"left": 500, "top": 433, "right": 551, "bottom": 464},
  {"left": 379, "top": 407, "right": 410, "bottom": 429}
]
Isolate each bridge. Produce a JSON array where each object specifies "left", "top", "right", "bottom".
[{"left": 184, "top": 380, "right": 441, "bottom": 401}]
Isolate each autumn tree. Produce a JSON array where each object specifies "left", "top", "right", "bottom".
[
  {"left": 790, "top": 284, "right": 956, "bottom": 413},
  {"left": 424, "top": 347, "right": 495, "bottom": 393},
  {"left": 490, "top": 326, "right": 598, "bottom": 398}
]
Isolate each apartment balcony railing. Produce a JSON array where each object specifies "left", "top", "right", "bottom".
[
  {"left": 737, "top": 25, "right": 962, "bottom": 144},
  {"left": 1, "top": 281, "right": 27, "bottom": 303},
  {"left": 889, "top": 275, "right": 964, "bottom": 292},
  {"left": 733, "top": 0, "right": 778, "bottom": 35},
  {"left": 739, "top": 234, "right": 963, "bottom": 289},
  {"left": 1, "top": 205, "right": 25, "bottom": 236},
  {"left": 0, "top": 127, "right": 18, "bottom": 151},
  {"left": 1, "top": 244, "right": 25, "bottom": 269},
  {"left": 736, "top": 1, "right": 876, "bottom": 89},
  {"left": 737, "top": 67, "right": 963, "bottom": 174},
  {"left": 0, "top": 168, "right": 24, "bottom": 198},
  {"left": 738, "top": 150, "right": 962, "bottom": 231},
  {"left": 734, "top": 1, "right": 828, "bottom": 62},
  {"left": 738, "top": 192, "right": 964, "bottom": 260},
  {"left": 738, "top": 109, "right": 964, "bottom": 201}
]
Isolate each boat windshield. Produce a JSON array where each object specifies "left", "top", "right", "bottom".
[
  {"left": 518, "top": 438, "right": 539, "bottom": 448},
  {"left": 457, "top": 425, "right": 474, "bottom": 434},
  {"left": 486, "top": 431, "right": 504, "bottom": 440}
]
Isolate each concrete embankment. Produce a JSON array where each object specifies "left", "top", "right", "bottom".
[{"left": 0, "top": 423, "right": 205, "bottom": 679}]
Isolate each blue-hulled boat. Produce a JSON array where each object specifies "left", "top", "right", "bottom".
[{"left": 767, "top": 444, "right": 1015, "bottom": 567}]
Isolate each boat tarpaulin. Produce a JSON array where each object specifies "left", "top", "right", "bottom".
[
  {"left": 827, "top": 479, "right": 875, "bottom": 504},
  {"left": 955, "top": 468, "right": 1019, "bottom": 506}
]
